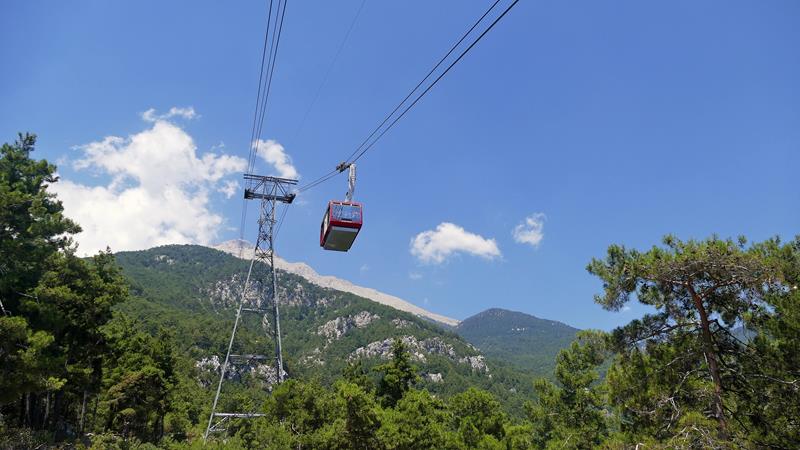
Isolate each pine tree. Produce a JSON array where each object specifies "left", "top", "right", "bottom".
[
  {"left": 0, "top": 133, "right": 80, "bottom": 315},
  {"left": 0, "top": 134, "right": 132, "bottom": 435},
  {"left": 527, "top": 330, "right": 609, "bottom": 449},
  {"left": 588, "top": 236, "right": 776, "bottom": 439},
  {"left": 374, "top": 339, "right": 420, "bottom": 407}
]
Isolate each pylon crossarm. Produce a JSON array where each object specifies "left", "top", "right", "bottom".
[
  {"left": 207, "top": 416, "right": 229, "bottom": 434},
  {"left": 207, "top": 413, "right": 267, "bottom": 435}
]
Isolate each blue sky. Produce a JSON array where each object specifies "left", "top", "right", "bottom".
[{"left": 2, "top": 1, "right": 798, "bottom": 330}]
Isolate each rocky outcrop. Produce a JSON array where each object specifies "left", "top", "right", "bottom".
[
  {"left": 425, "top": 372, "right": 444, "bottom": 383},
  {"left": 153, "top": 254, "right": 176, "bottom": 265},
  {"left": 195, "top": 355, "right": 285, "bottom": 389},
  {"left": 299, "top": 347, "right": 325, "bottom": 366},
  {"left": 201, "top": 272, "right": 333, "bottom": 311},
  {"left": 349, "top": 336, "right": 489, "bottom": 373},
  {"left": 392, "top": 318, "right": 413, "bottom": 329},
  {"left": 200, "top": 273, "right": 261, "bottom": 309},
  {"left": 458, "top": 355, "right": 488, "bottom": 372},
  {"left": 317, "top": 311, "right": 380, "bottom": 342}
]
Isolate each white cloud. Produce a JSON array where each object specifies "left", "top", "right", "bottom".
[
  {"left": 512, "top": 213, "right": 546, "bottom": 248},
  {"left": 621, "top": 305, "right": 632, "bottom": 312},
  {"left": 218, "top": 180, "right": 239, "bottom": 199},
  {"left": 142, "top": 106, "right": 198, "bottom": 122},
  {"left": 253, "top": 139, "right": 299, "bottom": 179},
  {"left": 408, "top": 272, "right": 423, "bottom": 280},
  {"left": 52, "top": 112, "right": 246, "bottom": 255},
  {"left": 360, "top": 264, "right": 370, "bottom": 274},
  {"left": 410, "top": 222, "right": 501, "bottom": 264}
]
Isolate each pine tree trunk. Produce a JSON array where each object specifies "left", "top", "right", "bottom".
[
  {"left": 80, "top": 390, "right": 88, "bottom": 433},
  {"left": 92, "top": 395, "right": 99, "bottom": 427},
  {"left": 689, "top": 286, "right": 729, "bottom": 438},
  {"left": 53, "top": 390, "right": 63, "bottom": 436},
  {"left": 44, "top": 392, "right": 50, "bottom": 430},
  {"left": 24, "top": 393, "right": 31, "bottom": 428}
]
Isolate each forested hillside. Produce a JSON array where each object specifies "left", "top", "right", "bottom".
[
  {"left": 113, "top": 244, "right": 537, "bottom": 409},
  {"left": 456, "top": 308, "right": 579, "bottom": 377},
  {"left": 2, "top": 135, "right": 799, "bottom": 449}
]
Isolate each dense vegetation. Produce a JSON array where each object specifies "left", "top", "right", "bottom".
[
  {"left": 456, "top": 308, "right": 579, "bottom": 378},
  {"left": 1, "top": 134, "right": 798, "bottom": 449}
]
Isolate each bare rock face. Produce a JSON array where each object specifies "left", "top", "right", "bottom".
[
  {"left": 458, "top": 355, "right": 488, "bottom": 372},
  {"left": 349, "top": 335, "right": 489, "bottom": 373},
  {"left": 349, "top": 336, "right": 424, "bottom": 362},
  {"left": 201, "top": 273, "right": 262, "bottom": 309},
  {"left": 420, "top": 337, "right": 457, "bottom": 359},
  {"left": 195, "top": 355, "right": 285, "bottom": 390},
  {"left": 391, "top": 318, "right": 413, "bottom": 329},
  {"left": 299, "top": 347, "right": 325, "bottom": 367},
  {"left": 425, "top": 372, "right": 444, "bottom": 383},
  {"left": 195, "top": 355, "right": 222, "bottom": 385},
  {"left": 153, "top": 254, "right": 176, "bottom": 265},
  {"left": 252, "top": 364, "right": 283, "bottom": 388},
  {"left": 201, "top": 273, "right": 331, "bottom": 311},
  {"left": 317, "top": 311, "right": 380, "bottom": 343}
]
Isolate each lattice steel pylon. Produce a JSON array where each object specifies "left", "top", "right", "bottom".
[{"left": 204, "top": 174, "right": 297, "bottom": 441}]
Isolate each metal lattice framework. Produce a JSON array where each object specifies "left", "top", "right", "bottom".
[{"left": 204, "top": 174, "right": 297, "bottom": 441}]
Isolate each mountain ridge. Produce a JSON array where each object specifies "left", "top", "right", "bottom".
[
  {"left": 212, "top": 239, "right": 460, "bottom": 327},
  {"left": 456, "top": 307, "right": 580, "bottom": 377}
]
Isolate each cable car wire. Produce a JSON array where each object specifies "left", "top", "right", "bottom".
[
  {"left": 239, "top": 0, "right": 277, "bottom": 249},
  {"left": 295, "top": 0, "right": 518, "bottom": 194},
  {"left": 290, "top": 0, "right": 367, "bottom": 144},
  {"left": 246, "top": 0, "right": 276, "bottom": 172},
  {"left": 251, "top": 0, "right": 289, "bottom": 172},
  {"left": 274, "top": 202, "right": 291, "bottom": 240},
  {"left": 342, "top": 0, "right": 503, "bottom": 164},
  {"left": 296, "top": 169, "right": 338, "bottom": 193},
  {"left": 239, "top": 0, "right": 289, "bottom": 249},
  {"left": 349, "top": 0, "right": 518, "bottom": 164}
]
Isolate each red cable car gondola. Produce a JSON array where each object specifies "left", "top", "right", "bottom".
[
  {"left": 320, "top": 164, "right": 362, "bottom": 252},
  {"left": 320, "top": 201, "right": 362, "bottom": 251}
]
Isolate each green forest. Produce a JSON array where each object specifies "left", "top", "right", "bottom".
[{"left": 2, "top": 133, "right": 799, "bottom": 449}]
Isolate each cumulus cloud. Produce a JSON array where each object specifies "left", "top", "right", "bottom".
[
  {"left": 142, "top": 106, "right": 198, "bottom": 122},
  {"left": 410, "top": 222, "right": 501, "bottom": 264},
  {"left": 218, "top": 180, "right": 239, "bottom": 199},
  {"left": 408, "top": 272, "right": 423, "bottom": 280},
  {"left": 512, "top": 213, "right": 546, "bottom": 248},
  {"left": 254, "top": 139, "right": 299, "bottom": 179},
  {"left": 51, "top": 112, "right": 246, "bottom": 255}
]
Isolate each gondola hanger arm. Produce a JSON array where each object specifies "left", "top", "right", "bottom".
[{"left": 345, "top": 164, "right": 356, "bottom": 202}]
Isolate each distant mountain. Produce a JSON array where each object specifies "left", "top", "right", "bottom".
[
  {"left": 456, "top": 308, "right": 579, "bottom": 378},
  {"left": 113, "top": 245, "right": 535, "bottom": 414},
  {"left": 213, "top": 240, "right": 460, "bottom": 327}
]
